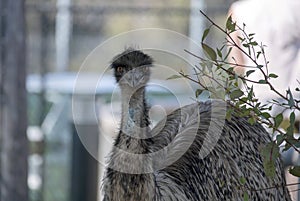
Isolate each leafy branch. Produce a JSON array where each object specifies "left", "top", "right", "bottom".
[
  {"left": 168, "top": 11, "right": 300, "bottom": 181},
  {"left": 199, "top": 10, "right": 300, "bottom": 109}
]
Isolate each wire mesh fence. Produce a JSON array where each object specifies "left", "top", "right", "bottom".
[
  {"left": 25, "top": 1, "right": 234, "bottom": 74},
  {"left": 25, "top": 1, "right": 235, "bottom": 201}
]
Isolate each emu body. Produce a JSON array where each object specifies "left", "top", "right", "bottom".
[{"left": 102, "top": 49, "right": 291, "bottom": 201}]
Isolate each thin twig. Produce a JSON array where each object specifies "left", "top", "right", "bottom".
[
  {"left": 199, "top": 10, "right": 258, "bottom": 66},
  {"left": 251, "top": 182, "right": 300, "bottom": 192},
  {"left": 184, "top": 49, "right": 262, "bottom": 85},
  {"left": 286, "top": 141, "right": 300, "bottom": 154},
  {"left": 184, "top": 49, "right": 257, "bottom": 68},
  {"left": 199, "top": 10, "right": 300, "bottom": 110},
  {"left": 289, "top": 188, "right": 300, "bottom": 193}
]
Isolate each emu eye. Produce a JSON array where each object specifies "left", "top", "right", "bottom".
[{"left": 116, "top": 66, "right": 124, "bottom": 73}]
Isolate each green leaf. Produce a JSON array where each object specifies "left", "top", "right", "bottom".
[
  {"left": 202, "top": 43, "right": 217, "bottom": 61},
  {"left": 276, "top": 135, "right": 285, "bottom": 146},
  {"left": 269, "top": 73, "right": 278, "bottom": 78},
  {"left": 289, "top": 166, "right": 300, "bottom": 177},
  {"left": 195, "top": 89, "right": 203, "bottom": 98},
  {"left": 296, "top": 87, "right": 300, "bottom": 92},
  {"left": 287, "top": 112, "right": 296, "bottom": 136},
  {"left": 241, "top": 108, "right": 249, "bottom": 117},
  {"left": 248, "top": 117, "right": 256, "bottom": 125},
  {"left": 166, "top": 74, "right": 182, "bottom": 80},
  {"left": 258, "top": 80, "right": 267, "bottom": 84},
  {"left": 248, "top": 86, "right": 254, "bottom": 100},
  {"left": 290, "top": 111, "right": 296, "bottom": 123},
  {"left": 226, "top": 15, "right": 236, "bottom": 32},
  {"left": 257, "top": 51, "right": 262, "bottom": 59},
  {"left": 295, "top": 138, "right": 300, "bottom": 148},
  {"left": 217, "top": 48, "right": 222, "bottom": 58},
  {"left": 230, "top": 89, "right": 244, "bottom": 99},
  {"left": 249, "top": 41, "right": 258, "bottom": 46},
  {"left": 261, "top": 112, "right": 271, "bottom": 119},
  {"left": 246, "top": 70, "right": 255, "bottom": 77},
  {"left": 240, "top": 97, "right": 248, "bottom": 104},
  {"left": 263, "top": 160, "right": 276, "bottom": 178},
  {"left": 239, "top": 177, "right": 247, "bottom": 185},
  {"left": 283, "top": 143, "right": 292, "bottom": 151},
  {"left": 227, "top": 67, "right": 234, "bottom": 73},
  {"left": 274, "top": 113, "right": 283, "bottom": 129},
  {"left": 226, "top": 109, "right": 233, "bottom": 121},
  {"left": 287, "top": 88, "right": 295, "bottom": 107},
  {"left": 272, "top": 99, "right": 280, "bottom": 104},
  {"left": 265, "top": 142, "right": 280, "bottom": 160},
  {"left": 257, "top": 65, "right": 264, "bottom": 68},
  {"left": 243, "top": 192, "right": 249, "bottom": 201},
  {"left": 202, "top": 28, "right": 210, "bottom": 42},
  {"left": 286, "top": 137, "right": 299, "bottom": 147},
  {"left": 238, "top": 36, "right": 245, "bottom": 42},
  {"left": 261, "top": 142, "right": 280, "bottom": 178}
]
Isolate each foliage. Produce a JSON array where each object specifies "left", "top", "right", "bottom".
[{"left": 168, "top": 10, "right": 300, "bottom": 198}]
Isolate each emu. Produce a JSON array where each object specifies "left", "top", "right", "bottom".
[{"left": 102, "top": 49, "right": 291, "bottom": 201}]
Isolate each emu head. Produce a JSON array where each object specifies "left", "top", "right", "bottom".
[{"left": 111, "top": 48, "right": 153, "bottom": 89}]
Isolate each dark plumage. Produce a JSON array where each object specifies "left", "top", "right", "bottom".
[
  {"left": 102, "top": 49, "right": 291, "bottom": 201},
  {"left": 111, "top": 48, "right": 153, "bottom": 83}
]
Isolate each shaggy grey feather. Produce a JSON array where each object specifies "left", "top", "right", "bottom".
[{"left": 102, "top": 49, "right": 291, "bottom": 201}]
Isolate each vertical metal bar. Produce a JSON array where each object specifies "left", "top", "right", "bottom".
[
  {"left": 32, "top": 11, "right": 50, "bottom": 201},
  {"left": 189, "top": 0, "right": 206, "bottom": 46},
  {"left": 0, "top": 0, "right": 28, "bottom": 200},
  {"left": 188, "top": 0, "right": 206, "bottom": 90},
  {"left": 0, "top": 0, "right": 5, "bottom": 198},
  {"left": 40, "top": 11, "right": 49, "bottom": 124},
  {"left": 71, "top": 95, "right": 99, "bottom": 201},
  {"left": 71, "top": 124, "right": 99, "bottom": 201},
  {"left": 55, "top": 0, "right": 72, "bottom": 72}
]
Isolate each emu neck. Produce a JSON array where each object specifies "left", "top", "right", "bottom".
[
  {"left": 120, "top": 86, "right": 150, "bottom": 140},
  {"left": 108, "top": 86, "right": 154, "bottom": 201}
]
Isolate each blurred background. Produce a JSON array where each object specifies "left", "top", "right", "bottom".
[{"left": 1, "top": 0, "right": 245, "bottom": 201}]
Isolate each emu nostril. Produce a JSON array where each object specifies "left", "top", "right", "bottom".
[{"left": 127, "top": 69, "right": 144, "bottom": 88}]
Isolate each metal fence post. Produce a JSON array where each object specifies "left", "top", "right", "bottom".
[
  {"left": 56, "top": 0, "right": 72, "bottom": 72},
  {"left": 71, "top": 95, "right": 99, "bottom": 201}
]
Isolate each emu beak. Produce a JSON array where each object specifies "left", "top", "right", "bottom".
[
  {"left": 128, "top": 74, "right": 140, "bottom": 88},
  {"left": 127, "top": 69, "right": 144, "bottom": 88}
]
